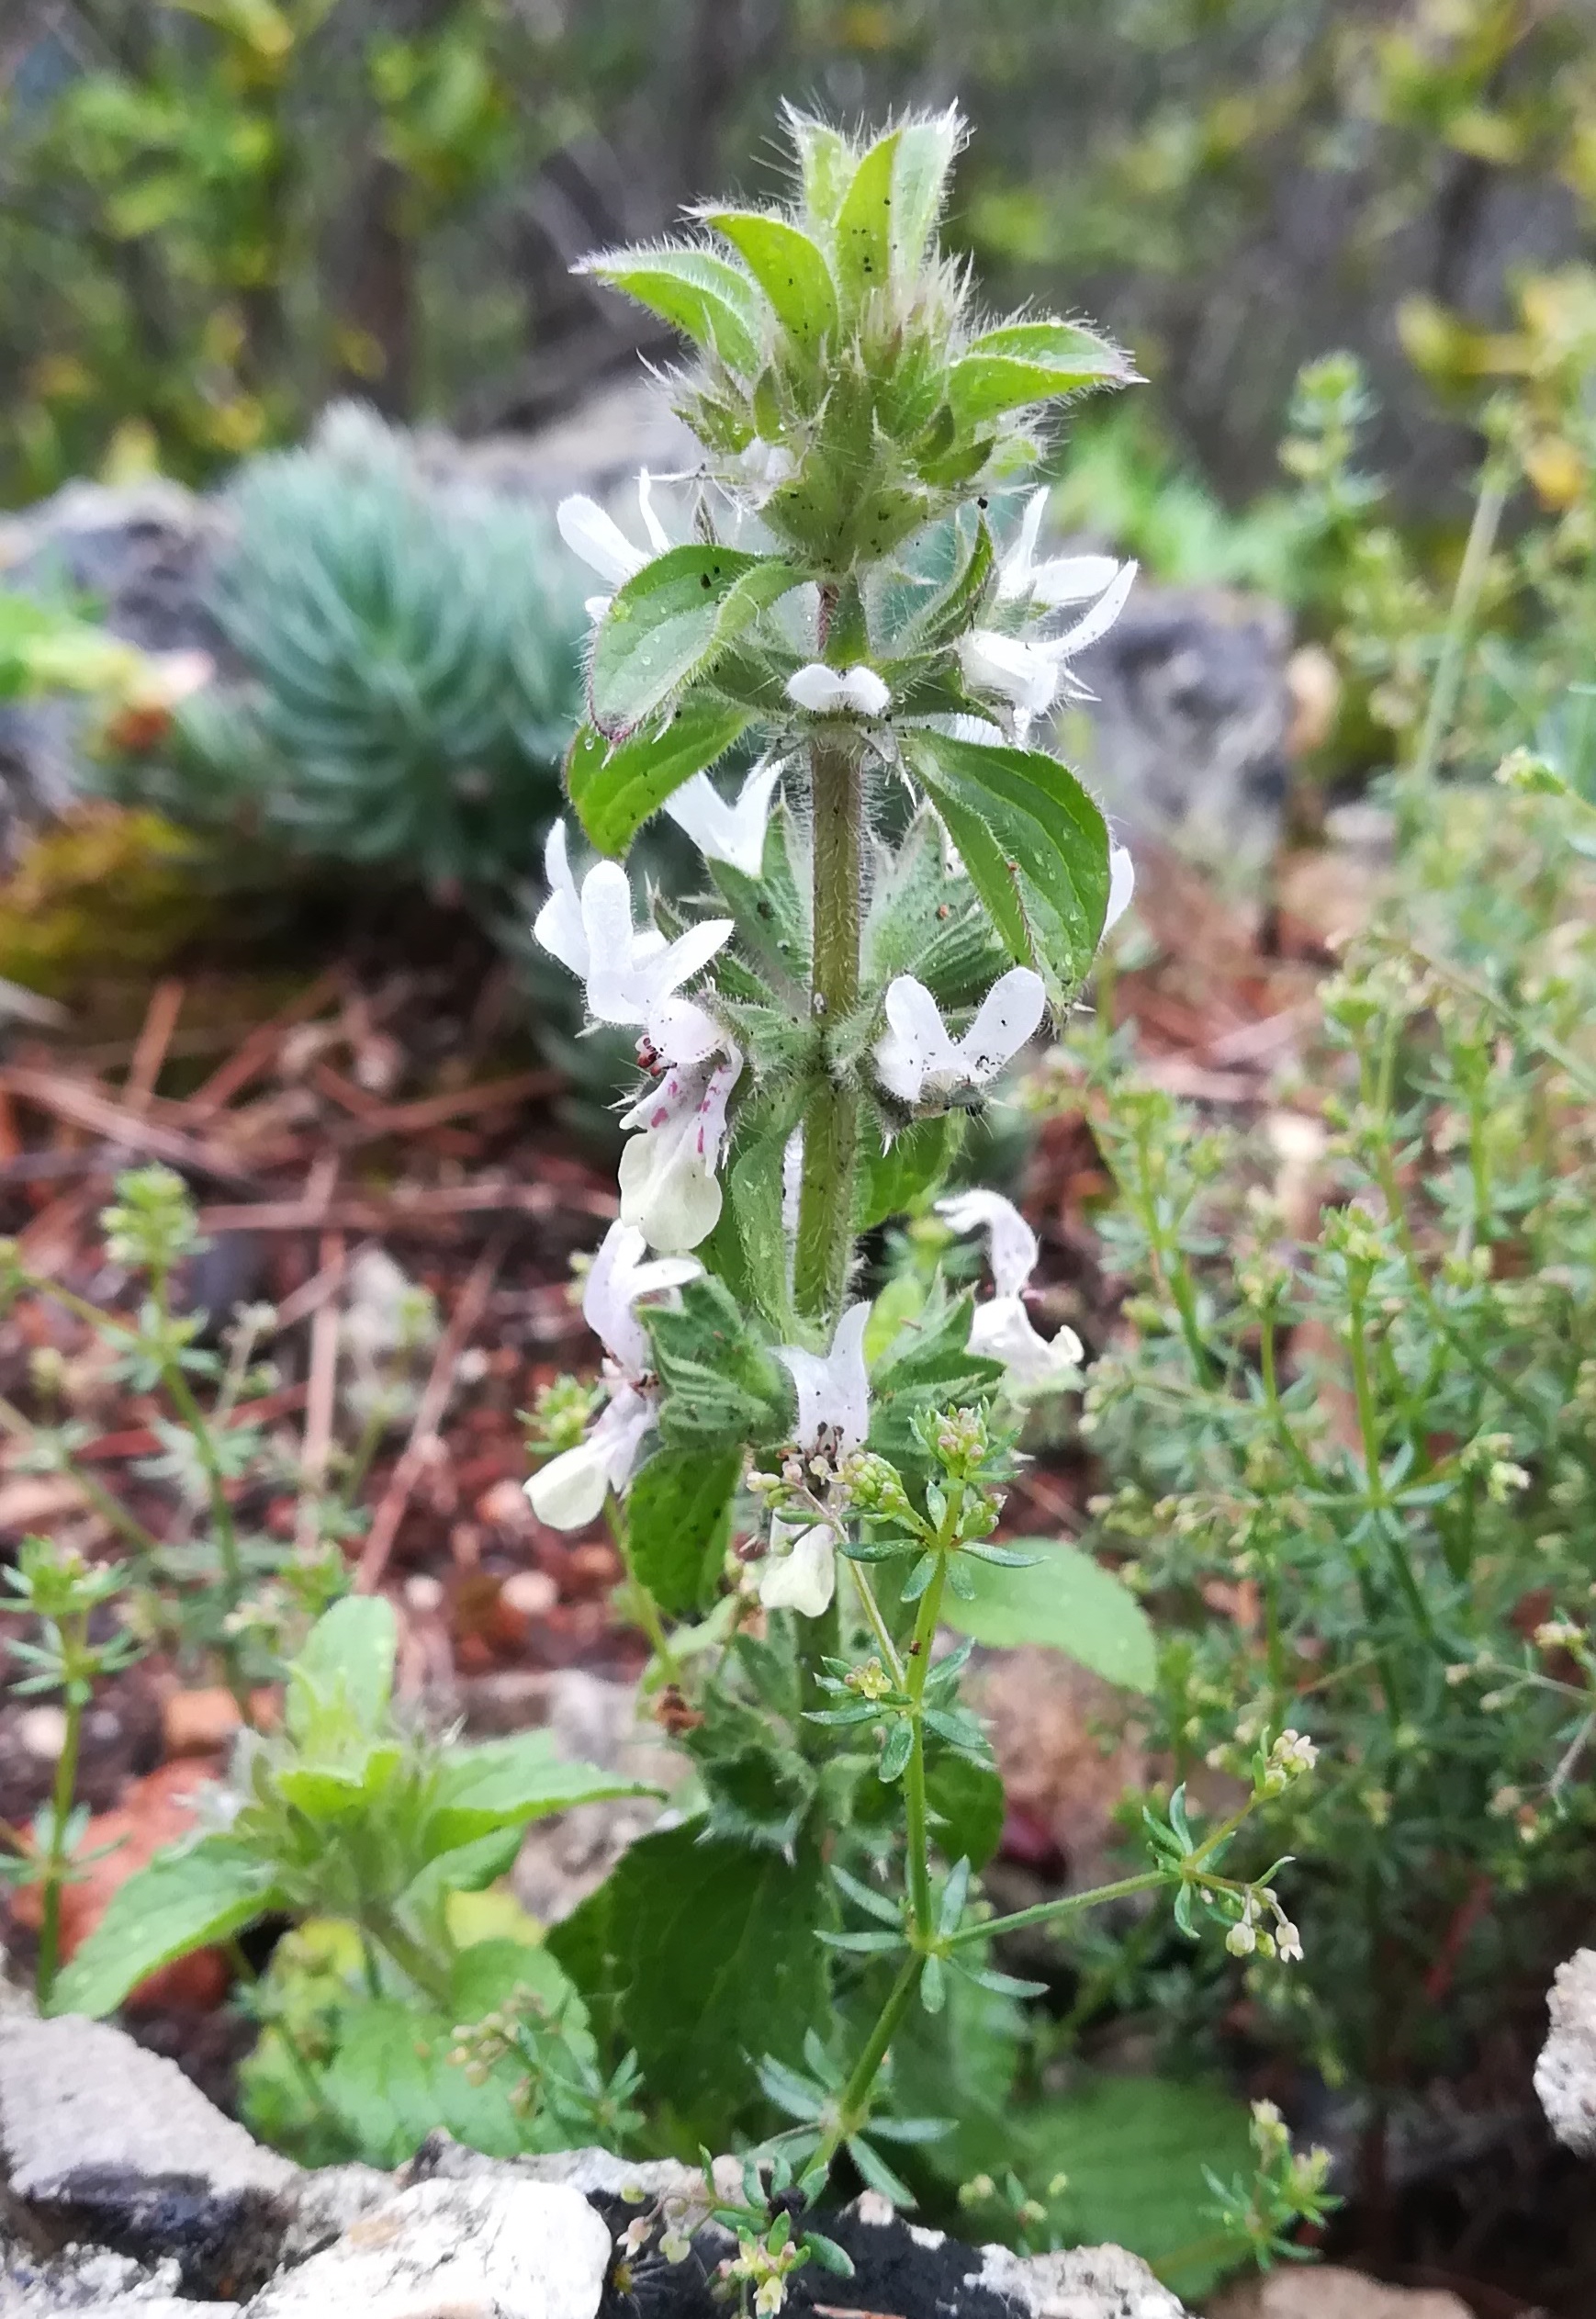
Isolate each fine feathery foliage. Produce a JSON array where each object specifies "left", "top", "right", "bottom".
[{"left": 96, "top": 404, "right": 589, "bottom": 889}]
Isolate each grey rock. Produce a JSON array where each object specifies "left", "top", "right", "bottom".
[
  {"left": 1535, "top": 1945, "right": 1596, "bottom": 2156},
  {"left": 1068, "top": 584, "right": 1293, "bottom": 879},
  {"left": 0, "top": 2017, "right": 298, "bottom": 2206},
  {"left": 242, "top": 2175, "right": 613, "bottom": 2319},
  {"left": 402, "top": 2129, "right": 702, "bottom": 2207},
  {"left": 0, "top": 2240, "right": 240, "bottom": 2314},
  {"left": 974, "top": 2240, "right": 1187, "bottom": 2319}
]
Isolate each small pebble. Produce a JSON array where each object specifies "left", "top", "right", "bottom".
[
  {"left": 405, "top": 1574, "right": 445, "bottom": 1615},
  {"left": 500, "top": 1570, "right": 558, "bottom": 1618},
  {"left": 17, "top": 1705, "right": 68, "bottom": 1762}
]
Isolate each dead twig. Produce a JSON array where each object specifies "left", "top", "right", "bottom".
[
  {"left": 124, "top": 979, "right": 185, "bottom": 1113},
  {"left": 354, "top": 1232, "right": 510, "bottom": 1593},
  {"left": 185, "top": 969, "right": 342, "bottom": 1118},
  {"left": 197, "top": 1178, "right": 617, "bottom": 1236},
  {"left": 0, "top": 1065, "right": 263, "bottom": 1190}
]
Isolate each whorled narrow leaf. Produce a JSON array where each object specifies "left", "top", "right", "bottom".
[
  {"left": 949, "top": 320, "right": 1136, "bottom": 425},
  {"left": 702, "top": 209, "right": 838, "bottom": 355},
  {"left": 589, "top": 546, "right": 804, "bottom": 737},
  {"left": 565, "top": 699, "right": 752, "bottom": 856},
  {"left": 785, "top": 107, "right": 856, "bottom": 227},
  {"left": 579, "top": 244, "right": 763, "bottom": 375},
  {"left": 902, "top": 728, "right": 1109, "bottom": 1003}
]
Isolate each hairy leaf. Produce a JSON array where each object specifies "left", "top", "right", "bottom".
[
  {"left": 425, "top": 1734, "right": 660, "bottom": 1852},
  {"left": 904, "top": 728, "right": 1109, "bottom": 1002},
  {"left": 590, "top": 546, "right": 804, "bottom": 737},
  {"left": 627, "top": 1444, "right": 743, "bottom": 1615},
  {"left": 949, "top": 321, "right": 1133, "bottom": 424},
  {"left": 646, "top": 1275, "right": 792, "bottom": 1449},
  {"left": 547, "top": 1818, "right": 829, "bottom": 2131},
  {"left": 703, "top": 210, "right": 838, "bottom": 354},
  {"left": 566, "top": 699, "right": 751, "bottom": 856},
  {"left": 51, "top": 1841, "right": 283, "bottom": 2018},
  {"left": 583, "top": 245, "right": 762, "bottom": 373}
]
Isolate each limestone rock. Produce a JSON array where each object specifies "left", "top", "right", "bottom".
[
  {"left": 243, "top": 2176, "right": 612, "bottom": 2319},
  {"left": 976, "top": 2239, "right": 1187, "bottom": 2319},
  {"left": 1534, "top": 1944, "right": 1596, "bottom": 2156}
]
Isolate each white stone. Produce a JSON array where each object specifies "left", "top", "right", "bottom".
[
  {"left": 1535, "top": 1944, "right": 1596, "bottom": 2156},
  {"left": 244, "top": 2177, "right": 612, "bottom": 2319},
  {"left": 974, "top": 2240, "right": 1188, "bottom": 2319}
]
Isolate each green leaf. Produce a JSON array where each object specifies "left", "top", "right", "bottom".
[
  {"left": 321, "top": 1942, "right": 594, "bottom": 2167},
  {"left": 925, "top": 1752, "right": 1006, "bottom": 1870},
  {"left": 939, "top": 1539, "right": 1157, "bottom": 1693},
  {"left": 949, "top": 321, "right": 1133, "bottom": 424},
  {"left": 867, "top": 1291, "right": 1004, "bottom": 1475},
  {"left": 548, "top": 1818, "right": 829, "bottom": 2134},
  {"left": 590, "top": 546, "right": 804, "bottom": 737},
  {"left": 857, "top": 1112, "right": 956, "bottom": 1231},
  {"left": 903, "top": 728, "right": 1110, "bottom": 1001},
  {"left": 704, "top": 210, "right": 838, "bottom": 355},
  {"left": 832, "top": 127, "right": 898, "bottom": 305},
  {"left": 890, "top": 108, "right": 961, "bottom": 276},
  {"left": 646, "top": 1275, "right": 792, "bottom": 1450},
  {"left": 788, "top": 111, "right": 855, "bottom": 227},
  {"left": 566, "top": 699, "right": 751, "bottom": 856},
  {"left": 627, "top": 1445, "right": 742, "bottom": 1615},
  {"left": 51, "top": 1841, "right": 283, "bottom": 2019},
  {"left": 425, "top": 1733, "right": 659, "bottom": 1852},
  {"left": 1015, "top": 2076, "right": 1253, "bottom": 2302},
  {"left": 286, "top": 1593, "right": 398, "bottom": 1745},
  {"left": 583, "top": 245, "right": 762, "bottom": 373}
]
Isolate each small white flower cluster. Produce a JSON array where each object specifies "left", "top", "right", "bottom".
[{"left": 1226, "top": 1885, "right": 1304, "bottom": 1964}]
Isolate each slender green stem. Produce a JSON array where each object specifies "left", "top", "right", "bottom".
[
  {"left": 1403, "top": 457, "right": 1509, "bottom": 811},
  {"left": 36, "top": 1649, "right": 86, "bottom": 2007},
  {"left": 946, "top": 1868, "right": 1168, "bottom": 1950},
  {"left": 150, "top": 1268, "right": 253, "bottom": 1720},
  {"left": 903, "top": 1549, "right": 949, "bottom": 1944},
  {"left": 847, "top": 1559, "right": 905, "bottom": 1689},
  {"left": 794, "top": 728, "right": 864, "bottom": 1325}
]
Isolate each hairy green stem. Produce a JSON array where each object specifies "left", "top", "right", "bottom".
[
  {"left": 794, "top": 729, "right": 863, "bottom": 1324},
  {"left": 366, "top": 1910, "right": 452, "bottom": 2007}
]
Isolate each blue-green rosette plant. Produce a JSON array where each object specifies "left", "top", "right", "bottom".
[{"left": 512, "top": 109, "right": 1316, "bottom": 2221}]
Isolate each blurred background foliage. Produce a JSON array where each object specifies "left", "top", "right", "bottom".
[{"left": 3, "top": 0, "right": 1595, "bottom": 523}]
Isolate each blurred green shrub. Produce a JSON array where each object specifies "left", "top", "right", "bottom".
[{"left": 96, "top": 406, "right": 588, "bottom": 888}]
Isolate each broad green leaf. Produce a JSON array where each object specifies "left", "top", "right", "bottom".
[
  {"left": 565, "top": 699, "right": 751, "bottom": 856},
  {"left": 1015, "top": 2076, "right": 1253, "bottom": 2301},
  {"left": 627, "top": 1444, "right": 742, "bottom": 1615},
  {"left": 583, "top": 245, "right": 761, "bottom": 374},
  {"left": 547, "top": 1818, "right": 829, "bottom": 2133},
  {"left": 399, "top": 1828, "right": 525, "bottom": 1940},
  {"left": 904, "top": 729, "right": 1109, "bottom": 1001},
  {"left": 590, "top": 546, "right": 803, "bottom": 737},
  {"left": 832, "top": 128, "right": 898, "bottom": 305},
  {"left": 425, "top": 1734, "right": 660, "bottom": 1853},
  {"left": 286, "top": 1593, "right": 397, "bottom": 1745},
  {"left": 704, "top": 210, "right": 838, "bottom": 354},
  {"left": 891, "top": 109, "right": 961, "bottom": 276},
  {"left": 940, "top": 1538, "right": 1157, "bottom": 1693},
  {"left": 949, "top": 321, "right": 1133, "bottom": 424},
  {"left": 857, "top": 1112, "right": 957, "bottom": 1231},
  {"left": 51, "top": 1841, "right": 283, "bottom": 2018},
  {"left": 925, "top": 1752, "right": 1006, "bottom": 1870},
  {"left": 320, "top": 1942, "right": 594, "bottom": 2167}
]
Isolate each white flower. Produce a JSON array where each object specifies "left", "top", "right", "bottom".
[
  {"left": 956, "top": 557, "right": 1138, "bottom": 735},
  {"left": 759, "top": 1302, "right": 873, "bottom": 1620},
  {"left": 618, "top": 998, "right": 743, "bottom": 1253},
  {"left": 525, "top": 1221, "right": 700, "bottom": 1530},
  {"left": 556, "top": 471, "right": 671, "bottom": 620},
  {"left": 663, "top": 756, "right": 783, "bottom": 877},
  {"left": 995, "top": 490, "right": 1125, "bottom": 612},
  {"left": 758, "top": 1519, "right": 839, "bottom": 1618},
  {"left": 533, "top": 821, "right": 734, "bottom": 1027},
  {"left": 1105, "top": 840, "right": 1135, "bottom": 938},
  {"left": 873, "top": 967, "right": 1046, "bottom": 1108},
  {"left": 775, "top": 1300, "right": 872, "bottom": 1458},
  {"left": 936, "top": 1187, "right": 1084, "bottom": 1391},
  {"left": 786, "top": 662, "right": 891, "bottom": 717}
]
